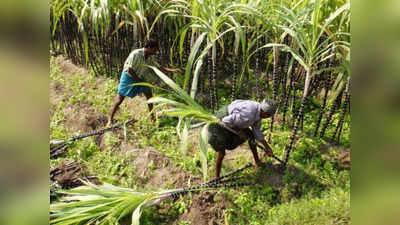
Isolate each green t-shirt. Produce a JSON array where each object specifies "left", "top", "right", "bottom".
[{"left": 123, "top": 48, "right": 160, "bottom": 79}]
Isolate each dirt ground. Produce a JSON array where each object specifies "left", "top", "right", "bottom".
[
  {"left": 50, "top": 160, "right": 100, "bottom": 189},
  {"left": 127, "top": 146, "right": 202, "bottom": 189},
  {"left": 177, "top": 191, "right": 232, "bottom": 225}
]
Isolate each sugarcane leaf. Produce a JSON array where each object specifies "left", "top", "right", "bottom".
[
  {"left": 190, "top": 54, "right": 204, "bottom": 99},
  {"left": 183, "top": 32, "right": 207, "bottom": 90},
  {"left": 199, "top": 124, "right": 209, "bottom": 181},
  {"left": 180, "top": 118, "right": 191, "bottom": 155},
  {"left": 50, "top": 201, "right": 115, "bottom": 223},
  {"left": 146, "top": 67, "right": 217, "bottom": 124},
  {"left": 131, "top": 82, "right": 157, "bottom": 89},
  {"left": 131, "top": 201, "right": 147, "bottom": 225}
]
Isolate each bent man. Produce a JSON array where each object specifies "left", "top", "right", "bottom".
[{"left": 208, "top": 99, "right": 277, "bottom": 178}]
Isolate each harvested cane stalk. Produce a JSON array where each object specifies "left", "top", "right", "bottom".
[
  {"left": 217, "top": 122, "right": 283, "bottom": 164},
  {"left": 205, "top": 163, "right": 253, "bottom": 185},
  {"left": 168, "top": 173, "right": 253, "bottom": 200},
  {"left": 168, "top": 164, "right": 254, "bottom": 200},
  {"left": 255, "top": 143, "right": 284, "bottom": 164},
  {"left": 50, "top": 118, "right": 137, "bottom": 158}
]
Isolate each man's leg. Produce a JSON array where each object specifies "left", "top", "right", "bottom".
[
  {"left": 144, "top": 91, "right": 155, "bottom": 121},
  {"left": 107, "top": 95, "right": 125, "bottom": 126},
  {"left": 249, "top": 139, "right": 263, "bottom": 168},
  {"left": 215, "top": 150, "right": 226, "bottom": 178}
]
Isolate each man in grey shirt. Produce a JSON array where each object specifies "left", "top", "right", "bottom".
[{"left": 208, "top": 99, "right": 276, "bottom": 178}]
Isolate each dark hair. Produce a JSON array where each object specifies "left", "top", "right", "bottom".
[
  {"left": 265, "top": 99, "right": 276, "bottom": 107},
  {"left": 144, "top": 39, "right": 158, "bottom": 49},
  {"left": 261, "top": 99, "right": 277, "bottom": 115}
]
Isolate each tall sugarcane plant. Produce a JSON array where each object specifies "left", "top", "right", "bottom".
[
  {"left": 334, "top": 77, "right": 350, "bottom": 143},
  {"left": 267, "top": 45, "right": 280, "bottom": 142},
  {"left": 273, "top": 1, "right": 350, "bottom": 167},
  {"left": 282, "top": 57, "right": 295, "bottom": 127}
]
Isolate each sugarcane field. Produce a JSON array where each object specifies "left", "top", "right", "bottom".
[{"left": 50, "top": 0, "right": 350, "bottom": 224}]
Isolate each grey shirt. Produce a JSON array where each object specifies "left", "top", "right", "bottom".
[{"left": 221, "top": 100, "right": 264, "bottom": 141}]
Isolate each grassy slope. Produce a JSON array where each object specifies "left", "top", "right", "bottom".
[{"left": 50, "top": 56, "right": 350, "bottom": 225}]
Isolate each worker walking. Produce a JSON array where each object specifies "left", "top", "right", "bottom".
[{"left": 107, "top": 39, "right": 183, "bottom": 126}]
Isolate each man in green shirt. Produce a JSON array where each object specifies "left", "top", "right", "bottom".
[{"left": 107, "top": 39, "right": 183, "bottom": 126}]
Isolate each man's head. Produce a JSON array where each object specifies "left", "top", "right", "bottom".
[
  {"left": 260, "top": 99, "right": 277, "bottom": 118},
  {"left": 143, "top": 39, "right": 158, "bottom": 55}
]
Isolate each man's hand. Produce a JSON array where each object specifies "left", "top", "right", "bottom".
[
  {"left": 128, "top": 68, "right": 142, "bottom": 82},
  {"left": 260, "top": 139, "right": 274, "bottom": 157},
  {"left": 170, "top": 68, "right": 183, "bottom": 74},
  {"left": 263, "top": 148, "right": 274, "bottom": 157},
  {"left": 162, "top": 67, "right": 184, "bottom": 74},
  {"left": 173, "top": 68, "right": 184, "bottom": 74}
]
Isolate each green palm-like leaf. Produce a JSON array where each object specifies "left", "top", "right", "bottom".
[
  {"left": 147, "top": 66, "right": 217, "bottom": 123},
  {"left": 199, "top": 124, "right": 210, "bottom": 181},
  {"left": 183, "top": 32, "right": 207, "bottom": 90},
  {"left": 145, "top": 66, "right": 221, "bottom": 180},
  {"left": 50, "top": 181, "right": 157, "bottom": 225},
  {"left": 51, "top": 174, "right": 244, "bottom": 225}
]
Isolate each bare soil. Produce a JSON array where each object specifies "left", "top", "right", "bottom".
[
  {"left": 334, "top": 151, "right": 350, "bottom": 170},
  {"left": 176, "top": 192, "right": 231, "bottom": 225},
  {"left": 126, "top": 146, "right": 202, "bottom": 189},
  {"left": 55, "top": 56, "right": 89, "bottom": 75},
  {"left": 63, "top": 102, "right": 108, "bottom": 133},
  {"left": 320, "top": 143, "right": 351, "bottom": 170}
]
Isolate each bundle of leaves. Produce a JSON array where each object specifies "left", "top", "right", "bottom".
[
  {"left": 141, "top": 66, "right": 220, "bottom": 180},
  {"left": 50, "top": 164, "right": 253, "bottom": 225}
]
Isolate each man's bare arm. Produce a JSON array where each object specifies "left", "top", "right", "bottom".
[
  {"left": 128, "top": 68, "right": 142, "bottom": 81},
  {"left": 260, "top": 139, "right": 274, "bottom": 157},
  {"left": 161, "top": 67, "right": 184, "bottom": 74}
]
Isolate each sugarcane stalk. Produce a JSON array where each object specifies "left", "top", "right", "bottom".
[
  {"left": 282, "top": 58, "right": 295, "bottom": 127},
  {"left": 50, "top": 145, "right": 69, "bottom": 159},
  {"left": 231, "top": 49, "right": 240, "bottom": 101},
  {"left": 332, "top": 78, "right": 350, "bottom": 143},
  {"left": 320, "top": 89, "right": 344, "bottom": 139},
  {"left": 255, "top": 143, "right": 284, "bottom": 164},
  {"left": 207, "top": 47, "right": 214, "bottom": 111},
  {"left": 205, "top": 163, "right": 253, "bottom": 185},
  {"left": 169, "top": 166, "right": 254, "bottom": 200},
  {"left": 50, "top": 119, "right": 137, "bottom": 153},
  {"left": 211, "top": 43, "right": 218, "bottom": 111},
  {"left": 284, "top": 96, "right": 307, "bottom": 167},
  {"left": 314, "top": 56, "right": 334, "bottom": 136},
  {"left": 255, "top": 28, "right": 260, "bottom": 99}
]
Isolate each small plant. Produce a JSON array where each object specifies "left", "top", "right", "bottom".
[{"left": 84, "top": 150, "right": 136, "bottom": 187}]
